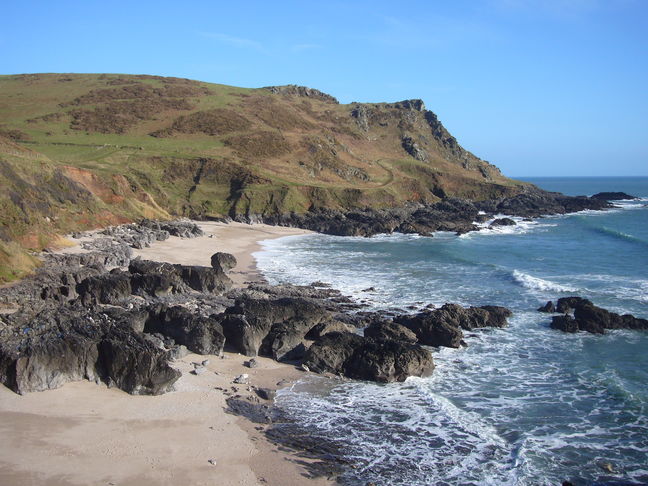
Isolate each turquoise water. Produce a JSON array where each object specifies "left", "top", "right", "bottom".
[{"left": 255, "top": 177, "right": 648, "bottom": 486}]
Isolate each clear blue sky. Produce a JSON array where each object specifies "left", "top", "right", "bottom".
[{"left": 2, "top": 0, "right": 647, "bottom": 176}]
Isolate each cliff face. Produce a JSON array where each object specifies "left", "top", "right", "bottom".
[{"left": 0, "top": 73, "right": 526, "bottom": 281}]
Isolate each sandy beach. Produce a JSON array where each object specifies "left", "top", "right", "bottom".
[{"left": 0, "top": 222, "right": 331, "bottom": 486}]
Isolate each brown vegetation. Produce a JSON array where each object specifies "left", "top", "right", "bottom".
[
  {"left": 224, "top": 131, "right": 291, "bottom": 158},
  {"left": 151, "top": 109, "right": 251, "bottom": 137}
]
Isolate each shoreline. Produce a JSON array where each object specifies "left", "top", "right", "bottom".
[{"left": 0, "top": 221, "right": 333, "bottom": 486}]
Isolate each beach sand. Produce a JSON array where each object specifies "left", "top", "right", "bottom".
[{"left": 0, "top": 222, "right": 331, "bottom": 486}]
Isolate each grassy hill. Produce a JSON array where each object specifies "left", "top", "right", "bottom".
[{"left": 0, "top": 73, "right": 526, "bottom": 282}]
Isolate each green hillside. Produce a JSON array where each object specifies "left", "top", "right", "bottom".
[{"left": 0, "top": 73, "right": 526, "bottom": 282}]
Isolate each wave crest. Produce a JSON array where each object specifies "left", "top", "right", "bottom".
[{"left": 512, "top": 270, "right": 577, "bottom": 293}]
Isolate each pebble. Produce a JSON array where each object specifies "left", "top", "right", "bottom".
[
  {"left": 192, "top": 366, "right": 206, "bottom": 375},
  {"left": 202, "top": 359, "right": 210, "bottom": 366},
  {"left": 208, "top": 459, "right": 217, "bottom": 466}
]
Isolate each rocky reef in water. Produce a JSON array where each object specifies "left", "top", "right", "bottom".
[
  {"left": 539, "top": 297, "right": 648, "bottom": 334},
  {"left": 0, "top": 220, "right": 513, "bottom": 395}
]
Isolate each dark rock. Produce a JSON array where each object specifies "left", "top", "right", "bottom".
[
  {"left": 547, "top": 297, "right": 648, "bottom": 334},
  {"left": 244, "top": 358, "right": 259, "bottom": 368},
  {"left": 394, "top": 312, "right": 464, "bottom": 348},
  {"left": 590, "top": 192, "right": 637, "bottom": 201},
  {"left": 305, "top": 320, "right": 355, "bottom": 340},
  {"left": 489, "top": 217, "right": 516, "bottom": 227},
  {"left": 77, "top": 271, "right": 132, "bottom": 305},
  {"left": 221, "top": 297, "right": 330, "bottom": 358},
  {"left": 363, "top": 320, "right": 418, "bottom": 343},
  {"left": 129, "top": 259, "right": 232, "bottom": 294},
  {"left": 550, "top": 314, "right": 579, "bottom": 333},
  {"left": 211, "top": 252, "right": 237, "bottom": 272},
  {"left": 556, "top": 296, "right": 593, "bottom": 314},
  {"left": 0, "top": 304, "right": 179, "bottom": 395},
  {"left": 146, "top": 305, "right": 226, "bottom": 356},
  {"left": 537, "top": 301, "right": 556, "bottom": 313},
  {"left": 302, "top": 332, "right": 433, "bottom": 383},
  {"left": 255, "top": 387, "right": 276, "bottom": 401}
]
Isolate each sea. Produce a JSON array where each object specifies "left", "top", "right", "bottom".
[{"left": 254, "top": 177, "right": 648, "bottom": 486}]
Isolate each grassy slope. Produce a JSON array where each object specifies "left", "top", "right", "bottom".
[{"left": 0, "top": 73, "right": 526, "bottom": 282}]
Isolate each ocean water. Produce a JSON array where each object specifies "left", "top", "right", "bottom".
[{"left": 255, "top": 177, "right": 648, "bottom": 486}]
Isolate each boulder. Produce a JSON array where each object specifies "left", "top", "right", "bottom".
[
  {"left": 211, "top": 252, "right": 237, "bottom": 272},
  {"left": 394, "top": 312, "right": 463, "bottom": 348},
  {"left": 556, "top": 296, "right": 593, "bottom": 314},
  {"left": 363, "top": 320, "right": 418, "bottom": 343},
  {"left": 545, "top": 297, "right": 648, "bottom": 334},
  {"left": 550, "top": 314, "right": 579, "bottom": 333}
]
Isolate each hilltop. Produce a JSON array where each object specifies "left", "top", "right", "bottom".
[{"left": 0, "top": 73, "right": 588, "bottom": 281}]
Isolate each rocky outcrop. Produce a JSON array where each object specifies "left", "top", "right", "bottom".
[
  {"left": 220, "top": 296, "right": 330, "bottom": 359},
  {"left": 146, "top": 305, "right": 226, "bottom": 356},
  {"left": 363, "top": 320, "right": 418, "bottom": 343},
  {"left": 489, "top": 217, "right": 516, "bottom": 227},
  {"left": 302, "top": 332, "right": 433, "bottom": 383},
  {"left": 590, "top": 192, "right": 637, "bottom": 201},
  {"left": 129, "top": 259, "right": 232, "bottom": 294},
  {"left": 0, "top": 304, "right": 180, "bottom": 395},
  {"left": 394, "top": 304, "right": 511, "bottom": 348},
  {"left": 263, "top": 85, "right": 339, "bottom": 104},
  {"left": 99, "top": 219, "right": 203, "bottom": 249},
  {"left": 543, "top": 297, "right": 648, "bottom": 334}
]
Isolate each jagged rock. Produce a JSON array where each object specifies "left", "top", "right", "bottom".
[
  {"left": 302, "top": 332, "right": 433, "bottom": 383},
  {"left": 263, "top": 85, "right": 339, "bottom": 104},
  {"left": 233, "top": 373, "right": 249, "bottom": 384},
  {"left": 244, "top": 358, "right": 259, "bottom": 368},
  {"left": 363, "top": 320, "right": 418, "bottom": 343},
  {"left": 0, "top": 304, "right": 179, "bottom": 395},
  {"left": 537, "top": 301, "right": 556, "bottom": 313},
  {"left": 146, "top": 305, "right": 226, "bottom": 356},
  {"left": 220, "top": 297, "right": 330, "bottom": 358},
  {"left": 546, "top": 297, "right": 648, "bottom": 334},
  {"left": 402, "top": 136, "right": 428, "bottom": 162},
  {"left": 167, "top": 344, "right": 189, "bottom": 360},
  {"left": 394, "top": 312, "right": 464, "bottom": 348},
  {"left": 77, "top": 270, "right": 132, "bottom": 305},
  {"left": 129, "top": 259, "right": 232, "bottom": 294},
  {"left": 211, "top": 252, "right": 237, "bottom": 272},
  {"left": 590, "top": 192, "right": 637, "bottom": 201},
  {"left": 556, "top": 297, "right": 593, "bottom": 314}
]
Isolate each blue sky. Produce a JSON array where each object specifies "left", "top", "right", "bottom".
[{"left": 2, "top": 0, "right": 647, "bottom": 176}]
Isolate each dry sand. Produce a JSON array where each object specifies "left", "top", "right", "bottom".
[
  {"left": 0, "top": 222, "right": 333, "bottom": 486},
  {"left": 132, "top": 221, "right": 312, "bottom": 287}
]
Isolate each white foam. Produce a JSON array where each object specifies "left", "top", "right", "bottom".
[{"left": 511, "top": 270, "right": 577, "bottom": 293}]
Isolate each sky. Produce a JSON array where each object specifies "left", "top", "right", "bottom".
[{"left": 2, "top": 0, "right": 647, "bottom": 176}]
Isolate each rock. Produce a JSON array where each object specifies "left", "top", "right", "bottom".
[
  {"left": 211, "top": 252, "right": 237, "bottom": 272},
  {"left": 146, "top": 306, "right": 226, "bottom": 356},
  {"left": 220, "top": 297, "right": 330, "bottom": 358},
  {"left": 394, "top": 312, "right": 463, "bottom": 348},
  {"left": 556, "top": 296, "right": 593, "bottom": 314},
  {"left": 363, "top": 320, "right": 418, "bottom": 343},
  {"left": 192, "top": 366, "right": 206, "bottom": 375},
  {"left": 202, "top": 359, "right": 210, "bottom": 366},
  {"left": 489, "top": 217, "right": 516, "bottom": 227},
  {"left": 255, "top": 388, "right": 276, "bottom": 401},
  {"left": 167, "top": 344, "right": 188, "bottom": 360},
  {"left": 244, "top": 358, "right": 259, "bottom": 368},
  {"left": 550, "top": 314, "right": 579, "bottom": 333},
  {"left": 394, "top": 303, "right": 511, "bottom": 348},
  {"left": 233, "top": 374, "right": 249, "bottom": 384},
  {"left": 546, "top": 297, "right": 648, "bottom": 334},
  {"left": 305, "top": 320, "right": 355, "bottom": 340},
  {"left": 208, "top": 459, "right": 217, "bottom": 466},
  {"left": 590, "top": 192, "right": 637, "bottom": 201},
  {"left": 0, "top": 304, "right": 180, "bottom": 395},
  {"left": 537, "top": 301, "right": 555, "bottom": 313},
  {"left": 77, "top": 271, "right": 132, "bottom": 305},
  {"left": 302, "top": 332, "right": 433, "bottom": 383}
]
